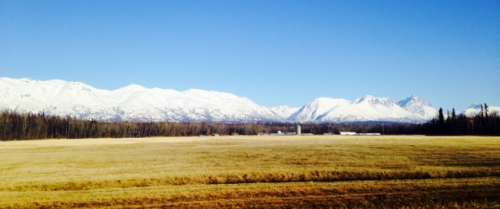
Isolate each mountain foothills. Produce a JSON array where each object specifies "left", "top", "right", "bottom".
[{"left": 0, "top": 77, "right": 495, "bottom": 123}]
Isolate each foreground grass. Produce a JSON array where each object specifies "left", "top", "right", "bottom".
[{"left": 0, "top": 135, "right": 499, "bottom": 208}]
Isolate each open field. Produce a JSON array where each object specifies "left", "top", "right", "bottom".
[{"left": 0, "top": 135, "right": 499, "bottom": 208}]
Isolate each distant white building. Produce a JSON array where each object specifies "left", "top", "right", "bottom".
[
  {"left": 296, "top": 124, "right": 302, "bottom": 135},
  {"left": 340, "top": 131, "right": 357, "bottom": 136}
]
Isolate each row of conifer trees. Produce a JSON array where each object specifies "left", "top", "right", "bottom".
[
  {"left": 423, "top": 104, "right": 500, "bottom": 135},
  {"left": 0, "top": 112, "right": 290, "bottom": 140}
]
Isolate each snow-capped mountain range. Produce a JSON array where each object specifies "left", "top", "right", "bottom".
[
  {"left": 0, "top": 77, "right": 494, "bottom": 123},
  {"left": 289, "top": 96, "right": 437, "bottom": 123},
  {"left": 0, "top": 77, "right": 279, "bottom": 122}
]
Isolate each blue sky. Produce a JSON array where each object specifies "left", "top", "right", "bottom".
[{"left": 1, "top": 0, "right": 499, "bottom": 109}]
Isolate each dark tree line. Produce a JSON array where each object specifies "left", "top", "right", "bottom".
[
  {"left": 423, "top": 104, "right": 500, "bottom": 135},
  {"left": 0, "top": 112, "right": 292, "bottom": 140}
]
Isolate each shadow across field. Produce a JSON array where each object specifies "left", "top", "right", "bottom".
[{"left": 4, "top": 168, "right": 499, "bottom": 192}]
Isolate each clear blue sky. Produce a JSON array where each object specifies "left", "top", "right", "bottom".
[{"left": 1, "top": 0, "right": 499, "bottom": 109}]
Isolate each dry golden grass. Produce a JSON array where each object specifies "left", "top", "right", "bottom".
[{"left": 0, "top": 135, "right": 499, "bottom": 208}]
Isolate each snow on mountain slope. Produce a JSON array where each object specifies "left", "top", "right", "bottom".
[
  {"left": 398, "top": 96, "right": 438, "bottom": 121},
  {"left": 289, "top": 98, "right": 352, "bottom": 122},
  {"left": 464, "top": 104, "right": 500, "bottom": 117},
  {"left": 0, "top": 77, "right": 279, "bottom": 122},
  {"left": 290, "top": 95, "right": 437, "bottom": 123},
  {"left": 0, "top": 77, "right": 441, "bottom": 123},
  {"left": 270, "top": 106, "right": 300, "bottom": 120}
]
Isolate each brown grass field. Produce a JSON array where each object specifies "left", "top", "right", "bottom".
[{"left": 0, "top": 135, "right": 499, "bottom": 208}]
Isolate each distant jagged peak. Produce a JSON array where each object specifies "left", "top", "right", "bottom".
[
  {"left": 289, "top": 95, "right": 438, "bottom": 123},
  {"left": 398, "top": 95, "right": 419, "bottom": 105},
  {"left": 355, "top": 95, "right": 393, "bottom": 105},
  {"left": 398, "top": 96, "right": 431, "bottom": 107}
]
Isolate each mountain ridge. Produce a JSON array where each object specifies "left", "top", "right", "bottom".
[
  {"left": 289, "top": 96, "right": 436, "bottom": 123},
  {"left": 1, "top": 77, "right": 489, "bottom": 123}
]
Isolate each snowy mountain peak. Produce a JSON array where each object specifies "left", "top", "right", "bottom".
[
  {"left": 396, "top": 96, "right": 437, "bottom": 120},
  {"left": 398, "top": 96, "right": 430, "bottom": 107},
  {"left": 288, "top": 97, "right": 352, "bottom": 122},
  {"left": 290, "top": 95, "right": 438, "bottom": 123}
]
